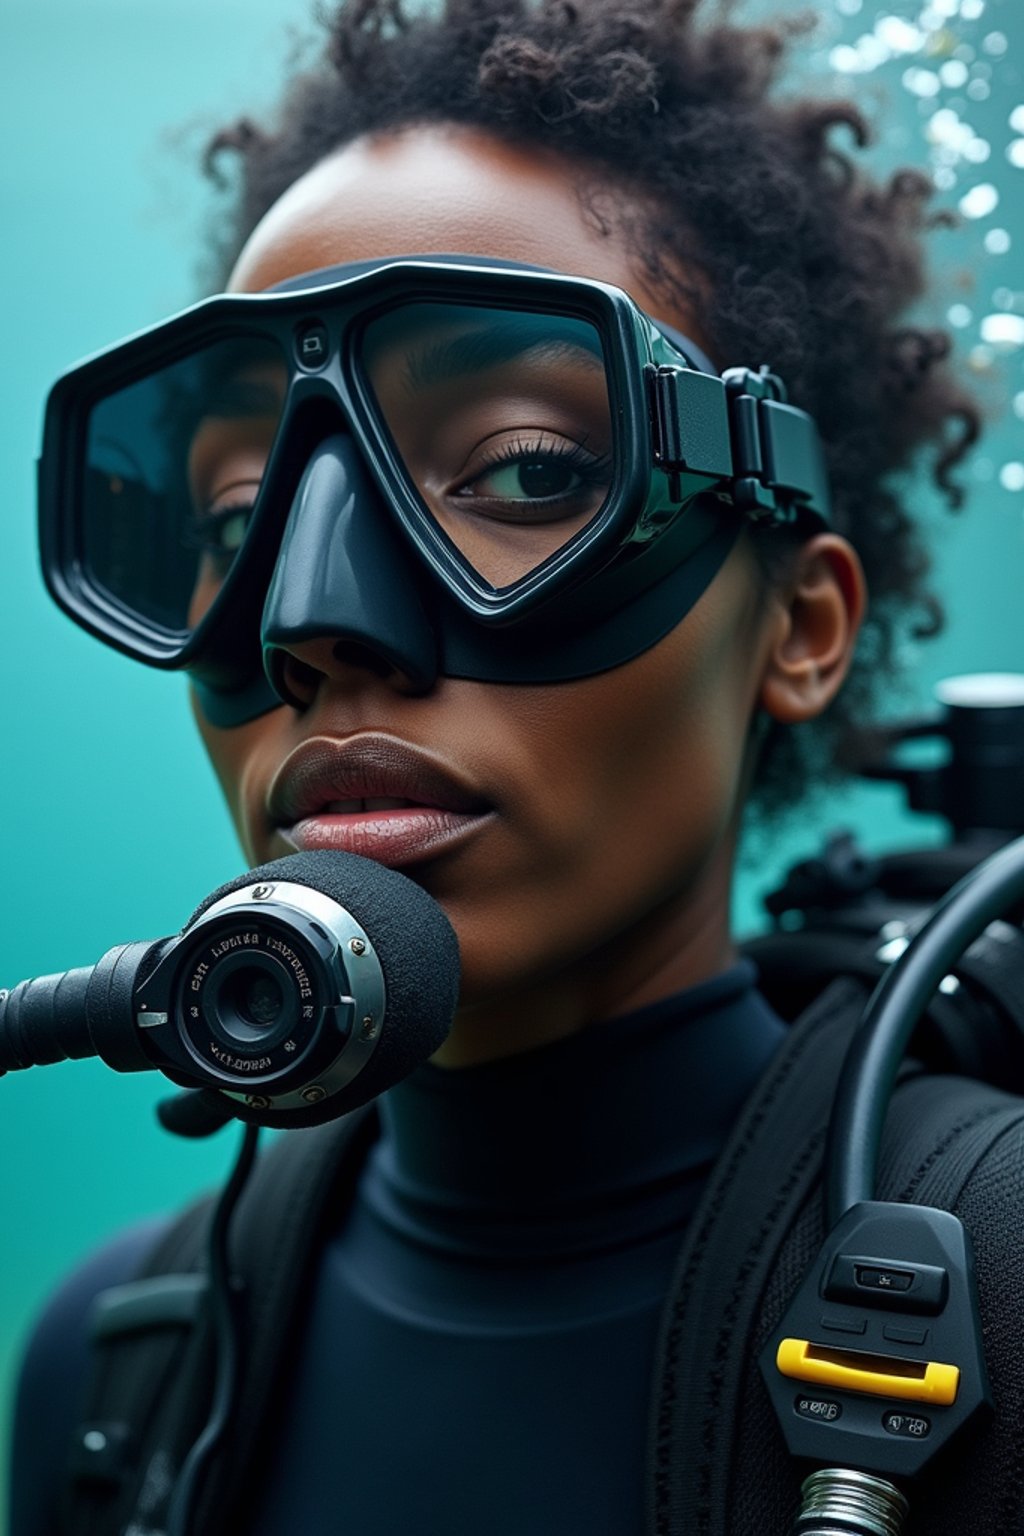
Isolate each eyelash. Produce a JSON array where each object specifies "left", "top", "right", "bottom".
[{"left": 458, "top": 436, "right": 613, "bottom": 498}]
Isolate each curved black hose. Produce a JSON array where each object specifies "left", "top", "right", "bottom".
[
  {"left": 826, "top": 833, "right": 1024, "bottom": 1229},
  {"left": 165, "top": 1121, "right": 260, "bottom": 1536}
]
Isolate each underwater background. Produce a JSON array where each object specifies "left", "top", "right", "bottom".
[{"left": 0, "top": 0, "right": 1021, "bottom": 1505}]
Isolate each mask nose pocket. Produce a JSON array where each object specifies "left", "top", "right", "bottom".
[{"left": 261, "top": 433, "right": 438, "bottom": 701}]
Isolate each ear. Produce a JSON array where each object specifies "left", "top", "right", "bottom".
[{"left": 758, "top": 534, "right": 867, "bottom": 724}]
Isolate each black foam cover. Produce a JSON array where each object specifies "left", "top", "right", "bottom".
[{"left": 187, "top": 851, "right": 460, "bottom": 1116}]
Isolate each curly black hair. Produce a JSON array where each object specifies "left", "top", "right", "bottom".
[{"left": 202, "top": 0, "right": 983, "bottom": 823}]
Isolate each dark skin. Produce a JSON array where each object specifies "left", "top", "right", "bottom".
[{"left": 195, "top": 123, "right": 866, "bottom": 1068}]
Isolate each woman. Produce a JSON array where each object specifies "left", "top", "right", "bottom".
[{"left": 11, "top": 1, "right": 983, "bottom": 1532}]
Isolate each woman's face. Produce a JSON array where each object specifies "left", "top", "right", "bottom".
[{"left": 195, "top": 125, "right": 795, "bottom": 1062}]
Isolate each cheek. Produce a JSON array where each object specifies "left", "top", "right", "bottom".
[
  {"left": 559, "top": 617, "right": 753, "bottom": 875},
  {"left": 570, "top": 587, "right": 753, "bottom": 806},
  {"left": 433, "top": 597, "right": 763, "bottom": 989},
  {"left": 190, "top": 692, "right": 287, "bottom": 860}
]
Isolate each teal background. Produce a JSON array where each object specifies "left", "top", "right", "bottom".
[{"left": 0, "top": 0, "right": 1021, "bottom": 1509}]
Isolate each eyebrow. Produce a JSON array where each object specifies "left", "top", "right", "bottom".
[{"left": 400, "top": 316, "right": 605, "bottom": 392}]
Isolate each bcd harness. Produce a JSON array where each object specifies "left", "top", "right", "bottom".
[{"left": 58, "top": 886, "right": 1024, "bottom": 1536}]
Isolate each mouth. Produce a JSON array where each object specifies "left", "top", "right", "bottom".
[{"left": 265, "top": 733, "right": 494, "bottom": 869}]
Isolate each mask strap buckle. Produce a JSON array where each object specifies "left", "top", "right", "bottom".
[
  {"left": 648, "top": 362, "right": 832, "bottom": 528},
  {"left": 722, "top": 365, "right": 831, "bottom": 527}
]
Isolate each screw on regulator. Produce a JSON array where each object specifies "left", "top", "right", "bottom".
[{"left": 791, "top": 1467, "right": 908, "bottom": 1536}]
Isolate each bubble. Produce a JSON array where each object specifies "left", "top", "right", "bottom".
[
  {"left": 831, "top": 43, "right": 863, "bottom": 72},
  {"left": 948, "top": 303, "right": 973, "bottom": 326},
  {"left": 1008, "top": 140, "right": 1024, "bottom": 169},
  {"left": 971, "top": 60, "right": 993, "bottom": 79},
  {"left": 877, "top": 15, "right": 925, "bottom": 52},
  {"left": 982, "top": 31, "right": 1008, "bottom": 55},
  {"left": 953, "top": 43, "right": 975, "bottom": 62},
  {"left": 1010, "top": 106, "right": 1024, "bottom": 134},
  {"left": 905, "top": 66, "right": 942, "bottom": 95},
  {"left": 1013, "top": 391, "right": 1024, "bottom": 420},
  {"left": 927, "top": 106, "right": 973, "bottom": 151},
  {"left": 968, "top": 345, "right": 995, "bottom": 371},
  {"left": 993, "top": 287, "right": 1017, "bottom": 309},
  {"left": 968, "top": 78, "right": 991, "bottom": 101},
  {"left": 965, "top": 138, "right": 991, "bottom": 162},
  {"left": 860, "top": 34, "right": 892, "bottom": 68},
  {"left": 836, "top": 0, "right": 863, "bottom": 11},
  {"left": 929, "top": 106, "right": 964, "bottom": 134},
  {"left": 958, "top": 182, "right": 999, "bottom": 217},
  {"left": 980, "top": 313, "right": 1024, "bottom": 349},
  {"left": 940, "top": 59, "right": 970, "bottom": 87},
  {"left": 933, "top": 165, "right": 957, "bottom": 189},
  {"left": 959, "top": 0, "right": 984, "bottom": 14},
  {"left": 1000, "top": 463, "right": 1024, "bottom": 492},
  {"left": 984, "top": 229, "right": 1012, "bottom": 255}
]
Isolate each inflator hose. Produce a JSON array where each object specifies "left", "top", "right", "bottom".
[{"left": 826, "top": 832, "right": 1024, "bottom": 1228}]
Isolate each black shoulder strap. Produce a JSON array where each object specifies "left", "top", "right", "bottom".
[
  {"left": 646, "top": 976, "right": 866, "bottom": 1536},
  {"left": 647, "top": 975, "right": 1024, "bottom": 1536},
  {"left": 60, "top": 1194, "right": 216, "bottom": 1536},
  {"left": 62, "top": 1104, "right": 378, "bottom": 1536},
  {"left": 193, "top": 1105, "right": 379, "bottom": 1533}
]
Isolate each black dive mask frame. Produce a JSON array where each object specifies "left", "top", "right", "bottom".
[{"left": 38, "top": 255, "right": 831, "bottom": 727}]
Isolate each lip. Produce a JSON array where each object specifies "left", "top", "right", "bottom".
[{"left": 266, "top": 733, "right": 493, "bottom": 869}]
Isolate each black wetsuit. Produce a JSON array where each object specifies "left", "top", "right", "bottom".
[{"left": 10, "top": 961, "right": 784, "bottom": 1535}]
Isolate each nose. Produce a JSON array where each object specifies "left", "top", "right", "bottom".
[{"left": 261, "top": 433, "right": 438, "bottom": 707}]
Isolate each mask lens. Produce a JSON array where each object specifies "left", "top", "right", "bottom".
[
  {"left": 359, "top": 303, "right": 613, "bottom": 589},
  {"left": 82, "top": 335, "right": 287, "bottom": 634}
]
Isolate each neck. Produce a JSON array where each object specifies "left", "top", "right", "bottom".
[{"left": 368, "top": 958, "right": 784, "bottom": 1257}]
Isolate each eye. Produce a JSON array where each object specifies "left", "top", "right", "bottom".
[
  {"left": 186, "top": 420, "right": 275, "bottom": 559},
  {"left": 185, "top": 495, "right": 256, "bottom": 576},
  {"left": 204, "top": 505, "right": 252, "bottom": 553},
  {"left": 472, "top": 454, "right": 586, "bottom": 502},
  {"left": 455, "top": 436, "right": 612, "bottom": 523}
]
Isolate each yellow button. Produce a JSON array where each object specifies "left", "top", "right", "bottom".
[{"left": 776, "top": 1337, "right": 959, "bottom": 1406}]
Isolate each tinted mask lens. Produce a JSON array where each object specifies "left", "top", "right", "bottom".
[
  {"left": 82, "top": 335, "right": 287, "bottom": 634},
  {"left": 359, "top": 303, "right": 613, "bottom": 589}
]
